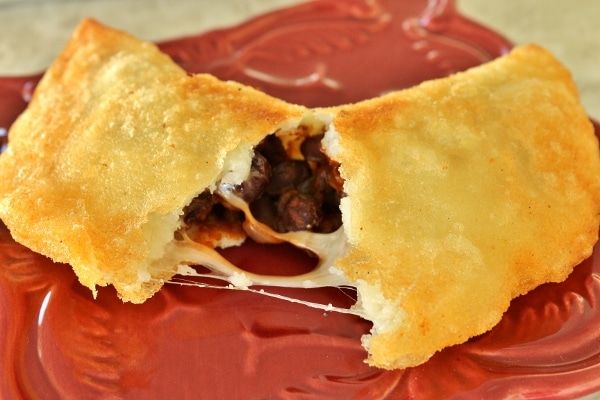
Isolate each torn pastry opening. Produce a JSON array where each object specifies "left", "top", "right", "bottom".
[{"left": 161, "top": 115, "right": 366, "bottom": 316}]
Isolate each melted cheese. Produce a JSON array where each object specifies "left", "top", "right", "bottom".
[{"left": 155, "top": 179, "right": 373, "bottom": 316}]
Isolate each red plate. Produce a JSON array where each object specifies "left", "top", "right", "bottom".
[{"left": 1, "top": 0, "right": 600, "bottom": 398}]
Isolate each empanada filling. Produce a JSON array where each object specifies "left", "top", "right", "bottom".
[
  {"left": 182, "top": 129, "right": 344, "bottom": 245},
  {"left": 164, "top": 125, "right": 366, "bottom": 315},
  {"left": 161, "top": 123, "right": 395, "bottom": 329}
]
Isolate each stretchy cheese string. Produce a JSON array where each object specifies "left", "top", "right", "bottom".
[{"left": 167, "top": 276, "right": 363, "bottom": 316}]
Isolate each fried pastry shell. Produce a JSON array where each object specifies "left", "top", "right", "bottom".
[
  {"left": 0, "top": 19, "right": 306, "bottom": 303},
  {"left": 327, "top": 44, "right": 600, "bottom": 368}
]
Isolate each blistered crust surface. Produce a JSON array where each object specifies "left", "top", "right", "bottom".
[
  {"left": 331, "top": 44, "right": 600, "bottom": 369},
  {"left": 0, "top": 19, "right": 305, "bottom": 303}
]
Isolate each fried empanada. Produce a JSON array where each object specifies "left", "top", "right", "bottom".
[{"left": 0, "top": 20, "right": 598, "bottom": 370}]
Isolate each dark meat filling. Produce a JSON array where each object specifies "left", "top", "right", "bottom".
[{"left": 184, "top": 133, "right": 344, "bottom": 235}]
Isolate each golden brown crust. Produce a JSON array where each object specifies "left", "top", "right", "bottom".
[
  {"left": 0, "top": 19, "right": 305, "bottom": 302},
  {"left": 330, "top": 44, "right": 600, "bottom": 368}
]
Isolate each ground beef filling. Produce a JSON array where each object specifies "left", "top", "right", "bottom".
[{"left": 183, "top": 133, "right": 344, "bottom": 235}]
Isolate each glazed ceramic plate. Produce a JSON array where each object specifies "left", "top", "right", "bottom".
[{"left": 1, "top": 1, "right": 600, "bottom": 399}]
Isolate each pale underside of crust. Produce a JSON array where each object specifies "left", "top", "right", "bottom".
[
  {"left": 0, "top": 18, "right": 599, "bottom": 372},
  {"left": 0, "top": 19, "right": 306, "bottom": 303},
  {"left": 326, "top": 44, "right": 600, "bottom": 369}
]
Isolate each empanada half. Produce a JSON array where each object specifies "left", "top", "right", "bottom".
[{"left": 325, "top": 43, "right": 600, "bottom": 368}]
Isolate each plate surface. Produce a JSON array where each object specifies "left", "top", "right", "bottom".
[{"left": 1, "top": 1, "right": 600, "bottom": 399}]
